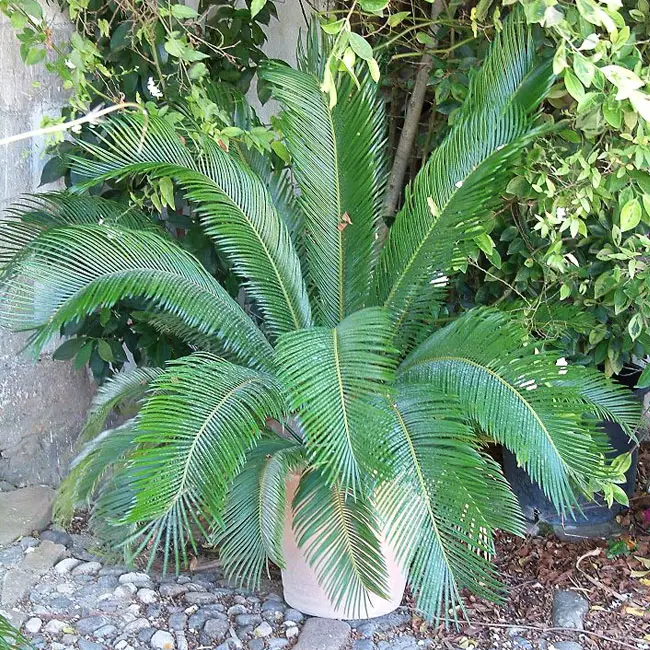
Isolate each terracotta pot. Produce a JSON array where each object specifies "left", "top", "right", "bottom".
[{"left": 280, "top": 473, "right": 408, "bottom": 619}]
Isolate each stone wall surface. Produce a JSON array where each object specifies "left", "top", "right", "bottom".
[{"left": 0, "top": 3, "right": 93, "bottom": 487}]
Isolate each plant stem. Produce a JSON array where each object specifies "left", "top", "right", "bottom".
[{"left": 380, "top": 0, "right": 448, "bottom": 224}]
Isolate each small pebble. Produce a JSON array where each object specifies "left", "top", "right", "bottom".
[{"left": 254, "top": 621, "right": 273, "bottom": 638}]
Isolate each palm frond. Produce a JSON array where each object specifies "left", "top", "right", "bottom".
[
  {"left": 292, "top": 469, "right": 389, "bottom": 617},
  {"left": 379, "top": 383, "right": 524, "bottom": 621},
  {"left": 374, "top": 14, "right": 554, "bottom": 328},
  {"left": 80, "top": 366, "right": 163, "bottom": 443},
  {"left": 259, "top": 58, "right": 388, "bottom": 325},
  {"left": 276, "top": 307, "right": 396, "bottom": 494},
  {"left": 0, "top": 615, "right": 28, "bottom": 650},
  {"left": 0, "top": 192, "right": 152, "bottom": 267},
  {"left": 96, "top": 354, "right": 285, "bottom": 572},
  {"left": 0, "top": 223, "right": 272, "bottom": 369},
  {"left": 54, "top": 420, "right": 140, "bottom": 525},
  {"left": 72, "top": 114, "right": 311, "bottom": 337},
  {"left": 212, "top": 439, "right": 305, "bottom": 589},
  {"left": 398, "top": 309, "right": 634, "bottom": 514}
]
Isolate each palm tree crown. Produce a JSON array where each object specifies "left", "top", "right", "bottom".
[{"left": 0, "top": 15, "right": 640, "bottom": 621}]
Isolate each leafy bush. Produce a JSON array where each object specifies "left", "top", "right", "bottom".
[{"left": 0, "top": 13, "right": 640, "bottom": 621}]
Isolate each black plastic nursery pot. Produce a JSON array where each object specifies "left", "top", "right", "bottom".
[{"left": 503, "top": 418, "right": 638, "bottom": 539}]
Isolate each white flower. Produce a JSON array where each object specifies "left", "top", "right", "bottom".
[
  {"left": 556, "top": 207, "right": 567, "bottom": 219},
  {"left": 65, "top": 58, "right": 76, "bottom": 70},
  {"left": 147, "top": 77, "right": 163, "bottom": 99},
  {"left": 455, "top": 180, "right": 464, "bottom": 188},
  {"left": 556, "top": 357, "right": 569, "bottom": 375}
]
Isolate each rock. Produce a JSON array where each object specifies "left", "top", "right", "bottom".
[
  {"left": 76, "top": 616, "right": 112, "bottom": 634},
  {"left": 44, "top": 619, "right": 68, "bottom": 635},
  {"left": 355, "top": 622, "right": 376, "bottom": 638},
  {"left": 512, "top": 638, "right": 533, "bottom": 650},
  {"left": 72, "top": 561, "right": 103, "bottom": 576},
  {"left": 377, "top": 635, "right": 418, "bottom": 650},
  {"left": 284, "top": 607, "right": 304, "bottom": 623},
  {"left": 235, "top": 613, "right": 261, "bottom": 627},
  {"left": 268, "top": 640, "right": 289, "bottom": 649},
  {"left": 0, "top": 486, "right": 55, "bottom": 546},
  {"left": 24, "top": 617, "right": 43, "bottom": 634},
  {"left": 159, "top": 584, "right": 188, "bottom": 598},
  {"left": 550, "top": 643, "right": 583, "bottom": 650},
  {"left": 22, "top": 540, "right": 67, "bottom": 573},
  {"left": 137, "top": 588, "right": 158, "bottom": 604},
  {"left": 286, "top": 626, "right": 300, "bottom": 639},
  {"left": 114, "top": 584, "right": 137, "bottom": 599},
  {"left": 175, "top": 631, "right": 188, "bottom": 650},
  {"left": 261, "top": 600, "right": 284, "bottom": 612},
  {"left": 79, "top": 640, "right": 104, "bottom": 650},
  {"left": 248, "top": 641, "right": 264, "bottom": 650},
  {"left": 168, "top": 614, "right": 187, "bottom": 631},
  {"left": 201, "top": 617, "right": 229, "bottom": 644},
  {"left": 97, "top": 576, "right": 119, "bottom": 589},
  {"left": 123, "top": 618, "right": 151, "bottom": 634},
  {"left": 227, "top": 604, "right": 247, "bottom": 616},
  {"left": 119, "top": 572, "right": 151, "bottom": 586},
  {"left": 254, "top": 621, "right": 273, "bottom": 637},
  {"left": 1, "top": 567, "right": 38, "bottom": 606},
  {"left": 55, "top": 558, "right": 83, "bottom": 574},
  {"left": 552, "top": 590, "right": 589, "bottom": 630},
  {"left": 1, "top": 609, "right": 27, "bottom": 630},
  {"left": 137, "top": 627, "right": 157, "bottom": 643},
  {"left": 0, "top": 480, "right": 16, "bottom": 491},
  {"left": 0, "top": 545, "right": 24, "bottom": 566},
  {"left": 19, "top": 536, "right": 39, "bottom": 550},
  {"left": 293, "top": 618, "right": 351, "bottom": 650},
  {"left": 184, "top": 591, "right": 218, "bottom": 605},
  {"left": 40, "top": 529, "right": 74, "bottom": 548},
  {"left": 150, "top": 630, "right": 175, "bottom": 650},
  {"left": 93, "top": 625, "right": 118, "bottom": 639},
  {"left": 353, "top": 641, "right": 376, "bottom": 650}
]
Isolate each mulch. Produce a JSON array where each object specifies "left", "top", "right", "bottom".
[{"left": 410, "top": 442, "right": 650, "bottom": 650}]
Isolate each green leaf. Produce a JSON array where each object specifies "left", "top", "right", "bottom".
[
  {"left": 276, "top": 308, "right": 397, "bottom": 493},
  {"left": 105, "top": 354, "right": 285, "bottom": 571},
  {"left": 53, "top": 337, "right": 86, "bottom": 361},
  {"left": 260, "top": 54, "right": 388, "bottom": 325},
  {"left": 322, "top": 19, "right": 345, "bottom": 35},
  {"left": 620, "top": 198, "right": 642, "bottom": 232},
  {"left": 564, "top": 69, "right": 585, "bottom": 101},
  {"left": 24, "top": 46, "right": 46, "bottom": 65},
  {"left": 170, "top": 4, "right": 199, "bottom": 19},
  {"left": 388, "top": 11, "right": 410, "bottom": 26},
  {"left": 159, "top": 177, "right": 175, "bottom": 210},
  {"left": 97, "top": 338, "right": 115, "bottom": 362},
  {"left": 637, "top": 364, "right": 650, "bottom": 389},
  {"left": 250, "top": 0, "right": 267, "bottom": 18},
  {"left": 348, "top": 32, "right": 373, "bottom": 61},
  {"left": 188, "top": 62, "right": 208, "bottom": 80},
  {"left": 628, "top": 313, "right": 643, "bottom": 341},
  {"left": 573, "top": 55, "right": 595, "bottom": 88},
  {"left": 359, "top": 0, "right": 389, "bottom": 12},
  {"left": 74, "top": 340, "right": 94, "bottom": 369}
]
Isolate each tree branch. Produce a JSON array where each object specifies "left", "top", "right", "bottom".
[{"left": 381, "top": 0, "right": 448, "bottom": 222}]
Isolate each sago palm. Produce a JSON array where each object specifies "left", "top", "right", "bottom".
[{"left": 0, "top": 16, "right": 639, "bottom": 621}]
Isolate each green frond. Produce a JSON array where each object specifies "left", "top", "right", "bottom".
[
  {"left": 213, "top": 439, "right": 305, "bottom": 589},
  {"left": 72, "top": 114, "right": 311, "bottom": 337},
  {"left": 54, "top": 420, "right": 140, "bottom": 526},
  {"left": 0, "top": 191, "right": 152, "bottom": 267},
  {"left": 0, "top": 615, "right": 28, "bottom": 650},
  {"left": 80, "top": 366, "right": 164, "bottom": 443},
  {"left": 259, "top": 59, "right": 388, "bottom": 325},
  {"left": 379, "top": 383, "right": 524, "bottom": 621},
  {"left": 0, "top": 223, "right": 273, "bottom": 370},
  {"left": 97, "top": 354, "right": 285, "bottom": 572},
  {"left": 292, "top": 469, "right": 389, "bottom": 618},
  {"left": 374, "top": 14, "right": 554, "bottom": 327},
  {"left": 399, "top": 308, "right": 627, "bottom": 514},
  {"left": 276, "top": 307, "right": 396, "bottom": 494}
]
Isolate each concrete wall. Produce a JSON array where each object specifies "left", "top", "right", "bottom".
[{"left": 0, "top": 4, "right": 93, "bottom": 488}]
